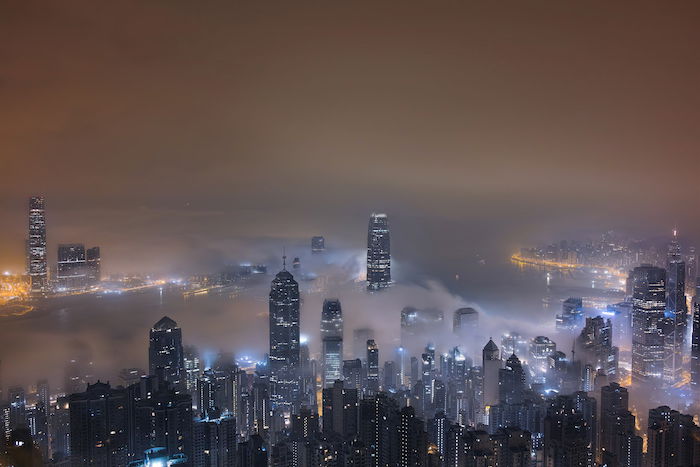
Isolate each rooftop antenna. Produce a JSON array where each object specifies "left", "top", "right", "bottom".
[{"left": 282, "top": 246, "right": 287, "bottom": 270}]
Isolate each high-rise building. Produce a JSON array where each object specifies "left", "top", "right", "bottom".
[
  {"left": 86, "top": 247, "right": 101, "bottom": 286},
  {"left": 686, "top": 246, "right": 697, "bottom": 294},
  {"left": 498, "top": 353, "right": 525, "bottom": 405},
  {"left": 482, "top": 339, "right": 501, "bottom": 408},
  {"left": 268, "top": 260, "right": 301, "bottom": 411},
  {"left": 148, "top": 316, "right": 185, "bottom": 391},
  {"left": 665, "top": 231, "right": 687, "bottom": 385},
  {"left": 57, "top": 244, "right": 88, "bottom": 290},
  {"left": 366, "top": 339, "right": 379, "bottom": 394},
  {"left": 646, "top": 406, "right": 699, "bottom": 467},
  {"left": 692, "top": 294, "right": 700, "bottom": 389},
  {"left": 576, "top": 316, "right": 618, "bottom": 380},
  {"left": 321, "top": 299, "right": 343, "bottom": 388},
  {"left": 69, "top": 381, "right": 129, "bottom": 466},
  {"left": 599, "top": 383, "right": 641, "bottom": 467},
  {"left": 398, "top": 406, "right": 427, "bottom": 467},
  {"left": 311, "top": 236, "right": 325, "bottom": 253},
  {"left": 192, "top": 415, "right": 236, "bottom": 467},
  {"left": 631, "top": 265, "right": 666, "bottom": 382},
  {"left": 543, "top": 395, "right": 594, "bottom": 467},
  {"left": 366, "top": 213, "right": 391, "bottom": 290},
  {"left": 342, "top": 359, "right": 363, "bottom": 390},
  {"left": 556, "top": 297, "right": 584, "bottom": 331},
  {"left": 453, "top": 307, "right": 478, "bottom": 337},
  {"left": 27, "top": 196, "right": 48, "bottom": 294},
  {"left": 322, "top": 379, "right": 359, "bottom": 438}
]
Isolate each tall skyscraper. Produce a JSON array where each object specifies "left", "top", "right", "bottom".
[
  {"left": 599, "top": 383, "right": 642, "bottom": 467},
  {"left": 664, "top": 231, "right": 687, "bottom": 384},
  {"left": 631, "top": 265, "right": 666, "bottom": 382},
  {"left": 453, "top": 307, "right": 478, "bottom": 337},
  {"left": 27, "top": 196, "right": 48, "bottom": 294},
  {"left": 57, "top": 244, "right": 87, "bottom": 290},
  {"left": 268, "top": 259, "right": 301, "bottom": 411},
  {"left": 366, "top": 213, "right": 391, "bottom": 290},
  {"left": 692, "top": 294, "right": 700, "bottom": 389},
  {"left": 366, "top": 339, "right": 379, "bottom": 394},
  {"left": 321, "top": 299, "right": 343, "bottom": 388},
  {"left": 148, "top": 316, "right": 185, "bottom": 391},
  {"left": 482, "top": 339, "right": 501, "bottom": 408}
]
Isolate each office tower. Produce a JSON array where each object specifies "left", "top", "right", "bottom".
[
  {"left": 482, "top": 339, "right": 501, "bottom": 408},
  {"left": 49, "top": 396, "right": 71, "bottom": 461},
  {"left": 184, "top": 346, "right": 202, "bottom": 395},
  {"left": 599, "top": 383, "right": 641, "bottom": 467},
  {"left": 322, "top": 379, "right": 359, "bottom": 438},
  {"left": 366, "top": 213, "right": 391, "bottom": 290},
  {"left": 56, "top": 244, "right": 88, "bottom": 290},
  {"left": 398, "top": 406, "right": 427, "bottom": 467},
  {"left": 352, "top": 328, "right": 374, "bottom": 361},
  {"left": 577, "top": 316, "right": 619, "bottom": 380},
  {"left": 192, "top": 415, "right": 236, "bottom": 467},
  {"left": 311, "top": 236, "right": 325, "bottom": 253},
  {"left": 27, "top": 196, "right": 48, "bottom": 294},
  {"left": 453, "top": 307, "right": 478, "bottom": 337},
  {"left": 665, "top": 232, "right": 687, "bottom": 384},
  {"left": 85, "top": 246, "right": 101, "bottom": 285},
  {"left": 366, "top": 339, "right": 379, "bottom": 394},
  {"left": 530, "top": 336, "right": 556, "bottom": 373},
  {"left": 321, "top": 299, "right": 343, "bottom": 388},
  {"left": 555, "top": 297, "right": 584, "bottom": 331},
  {"left": 359, "top": 393, "right": 399, "bottom": 466},
  {"left": 646, "top": 406, "right": 699, "bottom": 467},
  {"left": 149, "top": 316, "right": 185, "bottom": 391},
  {"left": 501, "top": 332, "right": 528, "bottom": 360},
  {"left": 498, "top": 353, "right": 525, "bottom": 405},
  {"left": 268, "top": 260, "right": 301, "bottom": 411},
  {"left": 687, "top": 246, "right": 697, "bottom": 294},
  {"left": 692, "top": 298, "right": 700, "bottom": 388},
  {"left": 631, "top": 265, "right": 666, "bottom": 382},
  {"left": 383, "top": 360, "right": 398, "bottom": 390},
  {"left": 8, "top": 386, "right": 26, "bottom": 431},
  {"left": 342, "top": 359, "right": 363, "bottom": 390},
  {"left": 132, "top": 383, "right": 193, "bottom": 462},
  {"left": 69, "top": 382, "right": 129, "bottom": 466},
  {"left": 606, "top": 301, "right": 633, "bottom": 350},
  {"left": 544, "top": 395, "right": 594, "bottom": 467}
]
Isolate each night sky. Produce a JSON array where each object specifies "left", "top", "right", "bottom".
[{"left": 2, "top": 1, "right": 700, "bottom": 275}]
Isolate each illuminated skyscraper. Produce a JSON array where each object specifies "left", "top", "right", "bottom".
[
  {"left": 482, "top": 339, "right": 501, "bottom": 408},
  {"left": 311, "top": 236, "right": 325, "bottom": 253},
  {"left": 692, "top": 293, "right": 700, "bottom": 389},
  {"left": 664, "top": 231, "right": 687, "bottom": 384},
  {"left": 268, "top": 259, "right": 301, "bottom": 411},
  {"left": 149, "top": 316, "right": 185, "bottom": 391},
  {"left": 27, "top": 196, "right": 48, "bottom": 294},
  {"left": 366, "top": 213, "right": 391, "bottom": 290},
  {"left": 321, "top": 298, "right": 343, "bottom": 388},
  {"left": 631, "top": 265, "right": 666, "bottom": 382},
  {"left": 57, "top": 244, "right": 87, "bottom": 290},
  {"left": 366, "top": 339, "right": 379, "bottom": 394}
]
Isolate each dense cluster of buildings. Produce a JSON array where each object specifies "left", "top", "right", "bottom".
[{"left": 4, "top": 208, "right": 700, "bottom": 466}]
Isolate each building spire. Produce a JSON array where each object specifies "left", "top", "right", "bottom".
[{"left": 282, "top": 246, "right": 287, "bottom": 271}]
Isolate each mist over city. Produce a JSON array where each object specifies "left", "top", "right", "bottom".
[{"left": 2, "top": 2, "right": 700, "bottom": 467}]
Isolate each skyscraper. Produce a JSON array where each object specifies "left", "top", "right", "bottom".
[
  {"left": 268, "top": 259, "right": 301, "bottom": 411},
  {"left": 321, "top": 299, "right": 343, "bottom": 388},
  {"left": 27, "top": 196, "right": 48, "bottom": 294},
  {"left": 148, "top": 316, "right": 185, "bottom": 391},
  {"left": 631, "top": 265, "right": 666, "bottom": 382},
  {"left": 664, "top": 231, "right": 687, "bottom": 384},
  {"left": 86, "top": 246, "right": 101, "bottom": 286},
  {"left": 599, "top": 383, "right": 642, "bottom": 467},
  {"left": 366, "top": 213, "right": 391, "bottom": 290},
  {"left": 311, "top": 236, "right": 325, "bottom": 253},
  {"left": 57, "top": 244, "right": 87, "bottom": 290},
  {"left": 692, "top": 295, "right": 700, "bottom": 389},
  {"left": 482, "top": 339, "right": 501, "bottom": 408},
  {"left": 366, "top": 339, "right": 379, "bottom": 394}
]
